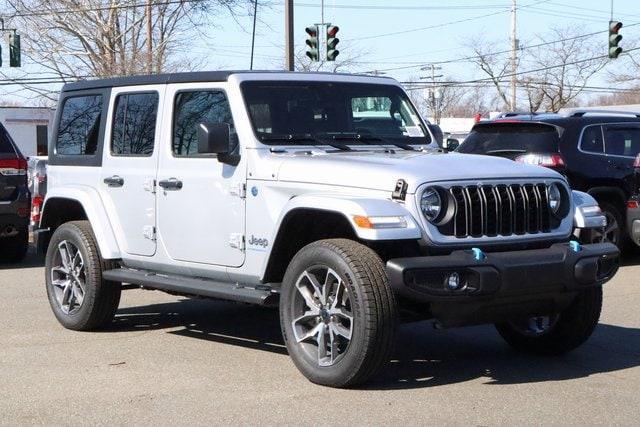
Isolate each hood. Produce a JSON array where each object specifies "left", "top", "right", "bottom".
[{"left": 275, "top": 150, "right": 564, "bottom": 193}]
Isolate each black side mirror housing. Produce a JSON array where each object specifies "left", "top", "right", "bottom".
[
  {"left": 444, "top": 138, "right": 459, "bottom": 151},
  {"left": 198, "top": 122, "right": 231, "bottom": 155}
]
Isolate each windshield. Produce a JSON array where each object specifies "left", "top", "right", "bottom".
[
  {"left": 240, "top": 81, "right": 431, "bottom": 146},
  {"left": 458, "top": 122, "right": 560, "bottom": 155}
]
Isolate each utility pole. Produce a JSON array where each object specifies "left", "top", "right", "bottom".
[
  {"left": 420, "top": 64, "right": 443, "bottom": 124},
  {"left": 510, "top": 0, "right": 517, "bottom": 111},
  {"left": 250, "top": 0, "right": 258, "bottom": 70},
  {"left": 285, "top": 0, "right": 294, "bottom": 71},
  {"left": 146, "top": 1, "right": 153, "bottom": 74}
]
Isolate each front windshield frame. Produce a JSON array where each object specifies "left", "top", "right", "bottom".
[{"left": 239, "top": 80, "right": 432, "bottom": 147}]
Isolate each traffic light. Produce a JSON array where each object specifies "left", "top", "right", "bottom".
[
  {"left": 305, "top": 25, "right": 319, "bottom": 62},
  {"left": 609, "top": 21, "right": 623, "bottom": 59},
  {"left": 326, "top": 25, "right": 340, "bottom": 61}
]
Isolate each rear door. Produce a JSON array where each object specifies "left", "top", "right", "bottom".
[
  {"left": 602, "top": 123, "right": 640, "bottom": 193},
  {"left": 99, "top": 86, "right": 164, "bottom": 257}
]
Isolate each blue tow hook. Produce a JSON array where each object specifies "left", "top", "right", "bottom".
[
  {"left": 471, "top": 247, "right": 486, "bottom": 261},
  {"left": 569, "top": 240, "right": 582, "bottom": 252}
]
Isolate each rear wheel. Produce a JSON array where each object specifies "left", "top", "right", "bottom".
[
  {"left": 0, "top": 226, "right": 28, "bottom": 262},
  {"left": 45, "top": 221, "right": 121, "bottom": 331},
  {"left": 495, "top": 287, "right": 602, "bottom": 355},
  {"left": 280, "top": 239, "right": 397, "bottom": 388}
]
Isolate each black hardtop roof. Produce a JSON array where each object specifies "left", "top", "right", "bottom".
[
  {"left": 61, "top": 70, "right": 393, "bottom": 92},
  {"left": 478, "top": 114, "right": 640, "bottom": 128}
]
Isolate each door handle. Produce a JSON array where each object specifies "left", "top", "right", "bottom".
[
  {"left": 158, "top": 178, "right": 183, "bottom": 191},
  {"left": 103, "top": 175, "right": 124, "bottom": 187}
]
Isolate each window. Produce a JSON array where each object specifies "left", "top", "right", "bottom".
[
  {"left": 241, "top": 81, "right": 431, "bottom": 145},
  {"left": 580, "top": 126, "right": 604, "bottom": 154},
  {"left": 173, "top": 90, "right": 234, "bottom": 157},
  {"left": 36, "top": 125, "right": 48, "bottom": 156},
  {"left": 56, "top": 95, "right": 103, "bottom": 155},
  {"left": 111, "top": 92, "right": 159, "bottom": 156},
  {"left": 0, "top": 125, "right": 15, "bottom": 155},
  {"left": 459, "top": 123, "right": 560, "bottom": 154},
  {"left": 604, "top": 126, "right": 640, "bottom": 157}
]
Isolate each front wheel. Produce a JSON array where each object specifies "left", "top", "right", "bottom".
[
  {"left": 495, "top": 287, "right": 602, "bottom": 355},
  {"left": 280, "top": 239, "right": 397, "bottom": 388}
]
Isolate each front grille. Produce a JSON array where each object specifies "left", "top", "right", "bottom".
[{"left": 441, "top": 183, "right": 553, "bottom": 238}]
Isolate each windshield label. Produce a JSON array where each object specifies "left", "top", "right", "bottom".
[{"left": 404, "top": 126, "right": 425, "bottom": 137}]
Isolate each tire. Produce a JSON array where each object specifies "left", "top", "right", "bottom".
[
  {"left": 45, "top": 221, "right": 121, "bottom": 331},
  {"left": 0, "top": 227, "right": 28, "bottom": 263},
  {"left": 585, "top": 201, "right": 624, "bottom": 249},
  {"left": 495, "top": 287, "right": 602, "bottom": 355},
  {"left": 280, "top": 239, "right": 397, "bottom": 388}
]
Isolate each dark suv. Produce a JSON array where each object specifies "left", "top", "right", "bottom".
[
  {"left": 458, "top": 110, "right": 640, "bottom": 249},
  {"left": 0, "top": 123, "right": 30, "bottom": 262}
]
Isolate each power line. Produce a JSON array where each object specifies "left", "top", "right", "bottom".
[{"left": 296, "top": 3, "right": 510, "bottom": 11}]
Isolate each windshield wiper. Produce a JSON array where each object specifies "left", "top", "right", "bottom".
[
  {"left": 331, "top": 133, "right": 418, "bottom": 151},
  {"left": 259, "top": 134, "right": 351, "bottom": 151}
]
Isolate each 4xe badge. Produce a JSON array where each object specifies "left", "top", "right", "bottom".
[{"left": 248, "top": 235, "right": 269, "bottom": 248}]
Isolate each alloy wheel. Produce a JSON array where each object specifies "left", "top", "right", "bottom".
[
  {"left": 291, "top": 266, "right": 354, "bottom": 367},
  {"left": 50, "top": 240, "right": 86, "bottom": 315}
]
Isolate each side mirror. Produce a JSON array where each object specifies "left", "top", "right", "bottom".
[
  {"left": 444, "top": 138, "right": 459, "bottom": 151},
  {"left": 198, "top": 122, "right": 231, "bottom": 155}
]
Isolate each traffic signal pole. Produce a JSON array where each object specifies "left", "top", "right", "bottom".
[
  {"left": 285, "top": 0, "right": 294, "bottom": 71},
  {"left": 510, "top": 0, "right": 517, "bottom": 111}
]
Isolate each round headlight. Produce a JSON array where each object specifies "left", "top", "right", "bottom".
[
  {"left": 548, "top": 183, "right": 562, "bottom": 214},
  {"left": 421, "top": 187, "right": 442, "bottom": 222}
]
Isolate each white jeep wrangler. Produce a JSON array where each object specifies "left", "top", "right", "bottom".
[{"left": 36, "top": 71, "right": 619, "bottom": 388}]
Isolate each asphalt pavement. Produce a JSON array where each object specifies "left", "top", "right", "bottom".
[{"left": 1, "top": 249, "right": 639, "bottom": 425}]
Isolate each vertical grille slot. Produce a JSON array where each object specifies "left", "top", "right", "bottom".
[{"left": 437, "top": 182, "right": 556, "bottom": 238}]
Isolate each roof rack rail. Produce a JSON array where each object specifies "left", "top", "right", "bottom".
[
  {"left": 494, "top": 111, "right": 542, "bottom": 118},
  {"left": 564, "top": 109, "right": 640, "bottom": 118}
]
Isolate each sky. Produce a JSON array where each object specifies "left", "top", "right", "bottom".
[{"left": 1, "top": 0, "right": 640, "bottom": 105}]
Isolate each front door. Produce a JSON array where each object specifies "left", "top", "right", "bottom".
[
  {"left": 156, "top": 84, "right": 246, "bottom": 267},
  {"left": 100, "top": 86, "right": 164, "bottom": 257}
]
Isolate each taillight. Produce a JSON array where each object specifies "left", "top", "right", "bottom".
[
  {"left": 515, "top": 153, "right": 565, "bottom": 168},
  {"left": 31, "top": 195, "right": 44, "bottom": 224},
  {"left": 0, "top": 158, "right": 27, "bottom": 176},
  {"left": 634, "top": 154, "right": 640, "bottom": 168}
]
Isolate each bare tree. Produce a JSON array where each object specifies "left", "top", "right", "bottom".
[
  {"left": 405, "top": 78, "right": 466, "bottom": 122},
  {"left": 464, "top": 36, "right": 513, "bottom": 110},
  {"left": 524, "top": 27, "right": 607, "bottom": 112},
  {"left": 2, "top": 0, "right": 251, "bottom": 100}
]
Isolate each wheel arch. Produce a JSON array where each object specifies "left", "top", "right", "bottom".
[
  {"left": 40, "top": 187, "right": 121, "bottom": 259},
  {"left": 587, "top": 186, "right": 626, "bottom": 209},
  {"left": 260, "top": 195, "right": 422, "bottom": 284}
]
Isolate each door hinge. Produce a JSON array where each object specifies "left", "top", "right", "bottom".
[
  {"left": 229, "top": 233, "right": 245, "bottom": 251},
  {"left": 229, "top": 183, "right": 246, "bottom": 199},
  {"left": 143, "top": 179, "right": 156, "bottom": 194},
  {"left": 143, "top": 225, "right": 156, "bottom": 241}
]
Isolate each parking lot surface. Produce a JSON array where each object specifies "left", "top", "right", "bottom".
[{"left": 1, "top": 250, "right": 639, "bottom": 425}]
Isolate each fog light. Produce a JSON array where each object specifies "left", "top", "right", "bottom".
[{"left": 446, "top": 272, "right": 463, "bottom": 291}]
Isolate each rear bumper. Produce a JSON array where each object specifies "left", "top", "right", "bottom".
[
  {"left": 0, "top": 188, "right": 30, "bottom": 238},
  {"left": 387, "top": 242, "right": 619, "bottom": 326}
]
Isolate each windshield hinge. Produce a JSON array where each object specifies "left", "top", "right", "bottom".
[{"left": 392, "top": 179, "right": 408, "bottom": 201}]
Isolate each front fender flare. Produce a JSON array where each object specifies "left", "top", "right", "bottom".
[
  {"left": 275, "top": 194, "right": 422, "bottom": 241},
  {"left": 42, "top": 186, "right": 121, "bottom": 259}
]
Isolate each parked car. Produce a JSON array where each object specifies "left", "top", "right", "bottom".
[
  {"left": 35, "top": 72, "right": 616, "bottom": 388},
  {"left": 27, "top": 156, "right": 48, "bottom": 231},
  {"left": 457, "top": 110, "right": 640, "bottom": 249},
  {"left": 0, "top": 122, "right": 30, "bottom": 262}
]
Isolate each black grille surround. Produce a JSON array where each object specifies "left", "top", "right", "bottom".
[{"left": 427, "top": 181, "right": 569, "bottom": 239}]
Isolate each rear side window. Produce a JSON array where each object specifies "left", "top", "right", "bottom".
[
  {"left": 0, "top": 126, "right": 16, "bottom": 155},
  {"left": 580, "top": 126, "right": 604, "bottom": 153},
  {"left": 172, "top": 90, "right": 234, "bottom": 157},
  {"left": 56, "top": 95, "right": 103, "bottom": 155},
  {"left": 111, "top": 92, "right": 159, "bottom": 156},
  {"left": 458, "top": 123, "right": 560, "bottom": 154},
  {"left": 604, "top": 126, "right": 640, "bottom": 157}
]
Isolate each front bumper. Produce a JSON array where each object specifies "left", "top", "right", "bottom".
[{"left": 387, "top": 242, "right": 619, "bottom": 327}]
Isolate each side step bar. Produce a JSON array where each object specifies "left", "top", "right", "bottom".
[{"left": 103, "top": 268, "right": 278, "bottom": 306}]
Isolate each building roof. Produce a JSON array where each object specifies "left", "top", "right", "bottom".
[{"left": 62, "top": 70, "right": 391, "bottom": 92}]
